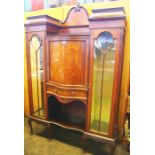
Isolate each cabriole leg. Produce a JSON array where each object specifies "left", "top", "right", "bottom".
[
  {"left": 82, "top": 134, "right": 87, "bottom": 154},
  {"left": 110, "top": 142, "right": 117, "bottom": 155},
  {"left": 47, "top": 123, "right": 52, "bottom": 142},
  {"left": 28, "top": 118, "right": 33, "bottom": 135}
]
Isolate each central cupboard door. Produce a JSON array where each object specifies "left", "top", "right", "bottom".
[{"left": 46, "top": 36, "right": 89, "bottom": 86}]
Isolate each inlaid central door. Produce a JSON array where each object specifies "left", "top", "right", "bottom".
[{"left": 46, "top": 36, "right": 89, "bottom": 87}]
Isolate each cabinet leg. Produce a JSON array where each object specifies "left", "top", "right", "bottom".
[
  {"left": 47, "top": 123, "right": 52, "bottom": 142},
  {"left": 110, "top": 143, "right": 116, "bottom": 155},
  {"left": 28, "top": 118, "right": 33, "bottom": 135},
  {"left": 82, "top": 134, "right": 87, "bottom": 154},
  {"left": 127, "top": 143, "right": 130, "bottom": 152}
]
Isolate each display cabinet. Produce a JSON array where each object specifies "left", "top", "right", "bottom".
[{"left": 25, "top": 5, "right": 126, "bottom": 154}]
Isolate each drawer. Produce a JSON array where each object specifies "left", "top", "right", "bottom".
[{"left": 46, "top": 85, "right": 87, "bottom": 98}]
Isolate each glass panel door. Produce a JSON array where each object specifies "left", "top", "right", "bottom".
[
  {"left": 90, "top": 32, "right": 116, "bottom": 134},
  {"left": 30, "top": 35, "right": 45, "bottom": 117}
]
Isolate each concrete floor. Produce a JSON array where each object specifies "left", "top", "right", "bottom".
[{"left": 24, "top": 117, "right": 129, "bottom": 155}]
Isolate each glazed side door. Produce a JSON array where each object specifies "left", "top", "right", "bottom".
[{"left": 88, "top": 28, "right": 124, "bottom": 138}]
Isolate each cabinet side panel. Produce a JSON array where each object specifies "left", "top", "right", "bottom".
[{"left": 24, "top": 33, "right": 30, "bottom": 116}]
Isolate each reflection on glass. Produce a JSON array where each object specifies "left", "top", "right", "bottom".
[
  {"left": 90, "top": 35, "right": 116, "bottom": 134},
  {"left": 96, "top": 31, "right": 113, "bottom": 50},
  {"left": 30, "top": 35, "right": 44, "bottom": 117}
]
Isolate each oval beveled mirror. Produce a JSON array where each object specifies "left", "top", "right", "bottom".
[{"left": 96, "top": 32, "right": 114, "bottom": 51}]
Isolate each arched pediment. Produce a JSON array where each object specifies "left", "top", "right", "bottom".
[{"left": 61, "top": 6, "right": 89, "bottom": 27}]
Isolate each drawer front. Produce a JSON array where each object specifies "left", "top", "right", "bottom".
[{"left": 46, "top": 85, "right": 87, "bottom": 98}]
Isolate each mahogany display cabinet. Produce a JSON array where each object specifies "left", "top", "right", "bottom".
[{"left": 25, "top": 5, "right": 126, "bottom": 154}]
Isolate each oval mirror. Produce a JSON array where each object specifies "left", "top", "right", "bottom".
[{"left": 96, "top": 32, "right": 114, "bottom": 50}]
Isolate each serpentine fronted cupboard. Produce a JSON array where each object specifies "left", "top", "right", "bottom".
[{"left": 25, "top": 5, "right": 126, "bottom": 153}]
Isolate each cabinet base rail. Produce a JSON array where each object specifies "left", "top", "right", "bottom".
[{"left": 27, "top": 116, "right": 117, "bottom": 154}]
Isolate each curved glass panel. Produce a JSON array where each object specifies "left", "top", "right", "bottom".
[
  {"left": 30, "top": 35, "right": 44, "bottom": 117},
  {"left": 96, "top": 32, "right": 113, "bottom": 50},
  {"left": 90, "top": 37, "right": 116, "bottom": 134}
]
